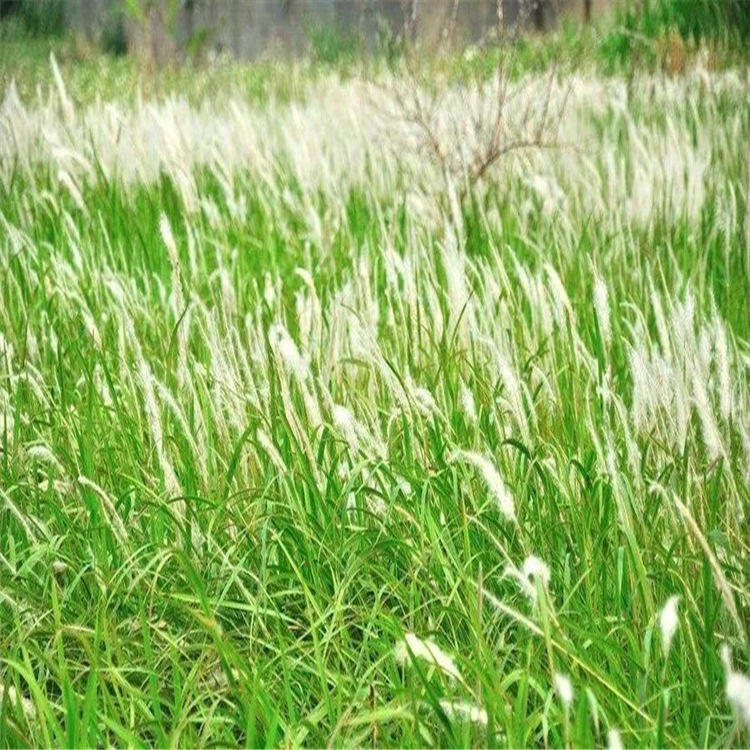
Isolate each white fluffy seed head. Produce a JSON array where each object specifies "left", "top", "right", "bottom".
[
  {"left": 497, "top": 355, "right": 529, "bottom": 443},
  {"left": 438, "top": 699, "right": 488, "bottom": 726},
  {"left": 629, "top": 347, "right": 651, "bottom": 433},
  {"left": 546, "top": 264, "right": 573, "bottom": 326},
  {"left": 159, "top": 213, "right": 179, "bottom": 267},
  {"left": 137, "top": 359, "right": 181, "bottom": 500},
  {"left": 26, "top": 443, "right": 62, "bottom": 470},
  {"left": 411, "top": 383, "right": 438, "bottom": 416},
  {"left": 397, "top": 476, "right": 412, "bottom": 496},
  {"left": 332, "top": 404, "right": 359, "bottom": 452},
  {"left": 80, "top": 308, "right": 102, "bottom": 351},
  {"left": 505, "top": 555, "right": 551, "bottom": 604},
  {"left": 721, "top": 644, "right": 750, "bottom": 729},
  {"left": 593, "top": 275, "right": 611, "bottom": 348},
  {"left": 522, "top": 556, "right": 551, "bottom": 587},
  {"left": 256, "top": 429, "right": 286, "bottom": 475},
  {"left": 607, "top": 728, "right": 624, "bottom": 750},
  {"left": 714, "top": 319, "right": 731, "bottom": 422},
  {"left": 460, "top": 381, "right": 477, "bottom": 424},
  {"left": 442, "top": 222, "right": 469, "bottom": 338},
  {"left": 395, "top": 633, "right": 462, "bottom": 682},
  {"left": 269, "top": 324, "right": 308, "bottom": 380},
  {"left": 263, "top": 272, "right": 276, "bottom": 305},
  {"left": 658, "top": 595, "right": 680, "bottom": 657},
  {"left": 726, "top": 672, "right": 750, "bottom": 728},
  {"left": 692, "top": 370, "right": 723, "bottom": 461},
  {"left": 452, "top": 450, "right": 515, "bottom": 522},
  {"left": 554, "top": 673, "right": 574, "bottom": 710}
]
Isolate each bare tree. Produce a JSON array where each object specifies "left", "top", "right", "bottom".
[{"left": 385, "top": 0, "right": 574, "bottom": 211}]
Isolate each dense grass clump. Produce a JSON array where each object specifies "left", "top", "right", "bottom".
[
  {"left": 600, "top": 0, "right": 750, "bottom": 71},
  {"left": 0, "top": 44, "right": 750, "bottom": 750},
  {"left": 638, "top": 0, "right": 750, "bottom": 43}
]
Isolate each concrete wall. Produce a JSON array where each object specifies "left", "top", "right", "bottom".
[{"left": 62, "top": 0, "right": 594, "bottom": 60}]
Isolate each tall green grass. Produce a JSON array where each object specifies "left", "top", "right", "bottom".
[
  {"left": 600, "top": 0, "right": 750, "bottom": 70},
  {"left": 0, "top": 54, "right": 749, "bottom": 750}
]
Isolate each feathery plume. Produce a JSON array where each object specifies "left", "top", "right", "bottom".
[
  {"left": 554, "top": 673, "right": 574, "bottom": 710},
  {"left": 452, "top": 450, "right": 515, "bottom": 522},
  {"left": 714, "top": 319, "right": 732, "bottom": 422},
  {"left": 460, "top": 381, "right": 477, "bottom": 424},
  {"left": 658, "top": 595, "right": 680, "bottom": 657},
  {"left": 438, "top": 699, "right": 488, "bottom": 726},
  {"left": 593, "top": 275, "right": 612, "bottom": 348},
  {"left": 607, "top": 728, "right": 624, "bottom": 750},
  {"left": 505, "top": 555, "right": 551, "bottom": 603},
  {"left": 137, "top": 359, "right": 182, "bottom": 501},
  {"left": 395, "top": 633, "right": 463, "bottom": 682},
  {"left": 692, "top": 370, "right": 723, "bottom": 461},
  {"left": 256, "top": 429, "right": 287, "bottom": 476},
  {"left": 269, "top": 324, "right": 309, "bottom": 380},
  {"left": 721, "top": 645, "right": 750, "bottom": 729}
]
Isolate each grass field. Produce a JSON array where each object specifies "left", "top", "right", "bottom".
[{"left": 1, "top": 15, "right": 750, "bottom": 749}]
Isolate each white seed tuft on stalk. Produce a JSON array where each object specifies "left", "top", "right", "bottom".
[
  {"left": 460, "top": 381, "right": 477, "bottom": 424},
  {"left": 452, "top": 450, "right": 515, "bottom": 522},
  {"left": 505, "top": 555, "right": 551, "bottom": 604},
  {"left": 269, "top": 324, "right": 309, "bottom": 381},
  {"left": 395, "top": 633, "right": 463, "bottom": 683},
  {"left": 593, "top": 275, "right": 612, "bottom": 349},
  {"left": 438, "top": 699, "right": 488, "bottom": 726},
  {"left": 721, "top": 645, "right": 750, "bottom": 729},
  {"left": 658, "top": 595, "right": 680, "bottom": 657},
  {"left": 554, "top": 673, "right": 574, "bottom": 711},
  {"left": 607, "top": 728, "right": 624, "bottom": 750}
]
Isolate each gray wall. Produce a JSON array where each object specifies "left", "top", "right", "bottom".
[{"left": 63, "top": 0, "right": 583, "bottom": 60}]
